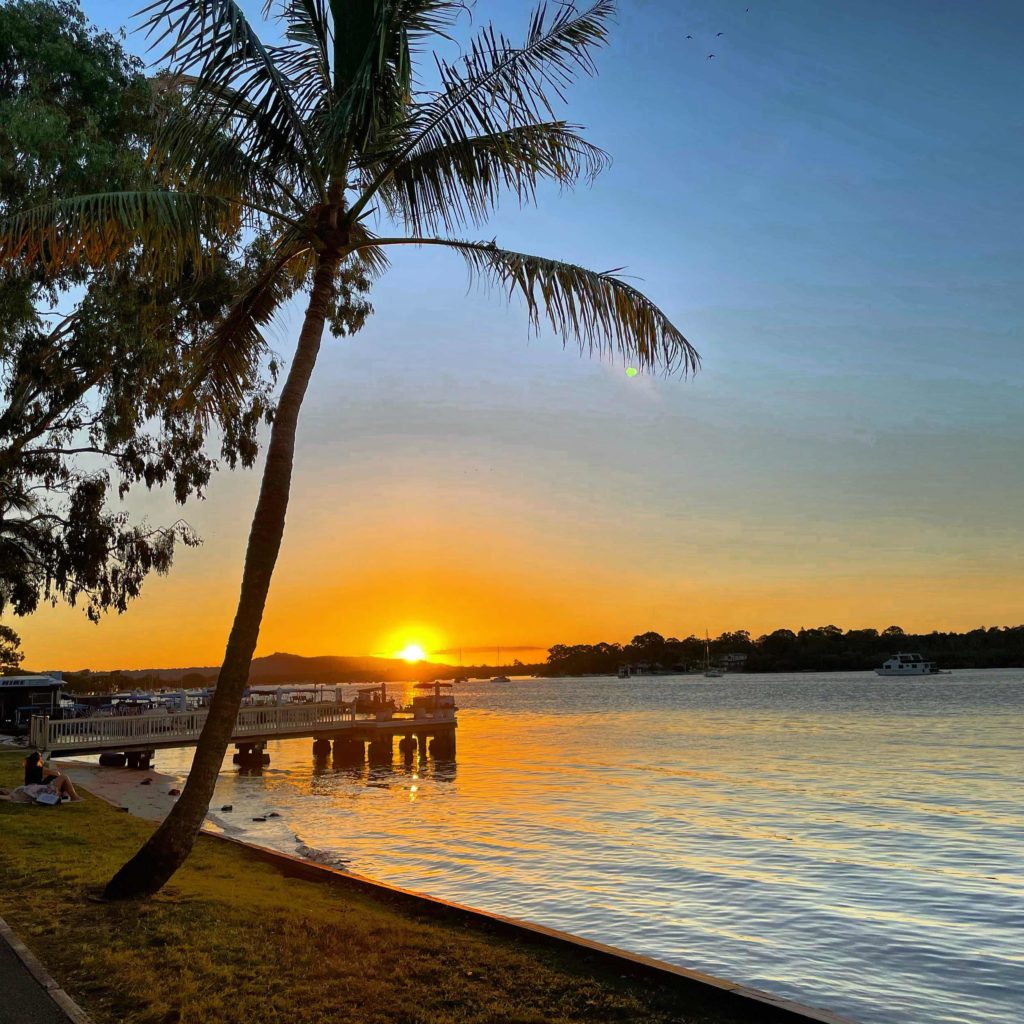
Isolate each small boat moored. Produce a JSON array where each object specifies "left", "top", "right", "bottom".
[{"left": 703, "top": 631, "right": 722, "bottom": 678}]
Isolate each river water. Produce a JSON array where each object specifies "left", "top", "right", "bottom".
[{"left": 150, "top": 671, "right": 1023, "bottom": 1024}]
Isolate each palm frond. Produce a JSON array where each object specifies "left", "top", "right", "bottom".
[
  {"left": 376, "top": 121, "right": 610, "bottom": 234},
  {"left": 348, "top": 220, "right": 391, "bottom": 279},
  {"left": 267, "top": 0, "right": 336, "bottom": 126},
  {"left": 152, "top": 74, "right": 316, "bottom": 203},
  {"left": 194, "top": 243, "right": 312, "bottom": 408},
  {"left": 310, "top": 0, "right": 465, "bottom": 167},
  {"left": 154, "top": 96, "right": 293, "bottom": 207},
  {"left": 366, "top": 237, "right": 698, "bottom": 375},
  {"left": 393, "top": 0, "right": 468, "bottom": 46},
  {"left": 319, "top": 0, "right": 412, "bottom": 159},
  {"left": 194, "top": 223, "right": 388, "bottom": 408},
  {"left": 276, "top": 0, "right": 331, "bottom": 84},
  {"left": 0, "top": 191, "right": 244, "bottom": 278},
  {"left": 141, "top": 0, "right": 324, "bottom": 188},
  {"left": 353, "top": 0, "right": 612, "bottom": 216}
]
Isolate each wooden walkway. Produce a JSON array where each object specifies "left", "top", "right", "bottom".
[{"left": 30, "top": 700, "right": 456, "bottom": 760}]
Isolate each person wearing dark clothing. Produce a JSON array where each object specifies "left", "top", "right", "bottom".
[{"left": 0, "top": 751, "right": 81, "bottom": 803}]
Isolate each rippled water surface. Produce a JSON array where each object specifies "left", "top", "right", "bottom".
[{"left": 152, "top": 672, "right": 1023, "bottom": 1024}]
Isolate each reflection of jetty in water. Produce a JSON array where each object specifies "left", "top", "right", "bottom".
[{"left": 313, "top": 739, "right": 457, "bottom": 787}]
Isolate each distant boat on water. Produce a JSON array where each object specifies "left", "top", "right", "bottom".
[
  {"left": 703, "top": 632, "right": 722, "bottom": 678},
  {"left": 876, "top": 653, "right": 945, "bottom": 676},
  {"left": 490, "top": 645, "right": 510, "bottom": 682}
]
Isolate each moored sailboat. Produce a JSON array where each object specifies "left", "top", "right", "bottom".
[{"left": 703, "top": 632, "right": 722, "bottom": 677}]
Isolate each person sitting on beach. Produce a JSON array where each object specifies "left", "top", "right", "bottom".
[{"left": 0, "top": 752, "right": 82, "bottom": 804}]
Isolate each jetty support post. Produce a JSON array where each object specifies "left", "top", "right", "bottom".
[
  {"left": 233, "top": 742, "right": 269, "bottom": 768},
  {"left": 429, "top": 727, "right": 456, "bottom": 759},
  {"left": 367, "top": 735, "right": 393, "bottom": 766}
]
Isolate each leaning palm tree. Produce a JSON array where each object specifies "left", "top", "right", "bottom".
[{"left": 0, "top": 0, "right": 698, "bottom": 898}]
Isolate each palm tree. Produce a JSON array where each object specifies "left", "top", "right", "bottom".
[{"left": 0, "top": 0, "right": 698, "bottom": 898}]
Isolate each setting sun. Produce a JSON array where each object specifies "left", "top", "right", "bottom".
[{"left": 397, "top": 644, "right": 427, "bottom": 663}]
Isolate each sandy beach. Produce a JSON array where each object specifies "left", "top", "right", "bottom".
[{"left": 59, "top": 759, "right": 245, "bottom": 836}]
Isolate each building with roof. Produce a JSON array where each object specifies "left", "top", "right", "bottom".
[{"left": 0, "top": 674, "right": 63, "bottom": 733}]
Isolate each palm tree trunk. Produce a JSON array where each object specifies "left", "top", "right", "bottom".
[{"left": 104, "top": 253, "right": 340, "bottom": 899}]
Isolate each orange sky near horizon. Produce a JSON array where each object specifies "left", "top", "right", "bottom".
[
  {"left": 11, "top": 442, "right": 1022, "bottom": 672},
  {"left": 14, "top": 564, "right": 1023, "bottom": 672}
]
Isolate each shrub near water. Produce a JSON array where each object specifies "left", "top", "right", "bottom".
[{"left": 0, "top": 753, "right": 742, "bottom": 1024}]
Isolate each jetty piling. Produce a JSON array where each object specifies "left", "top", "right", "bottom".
[{"left": 233, "top": 742, "right": 270, "bottom": 768}]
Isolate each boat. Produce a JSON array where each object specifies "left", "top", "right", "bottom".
[
  {"left": 703, "top": 632, "right": 722, "bottom": 678},
  {"left": 490, "top": 645, "right": 510, "bottom": 682},
  {"left": 354, "top": 682, "right": 398, "bottom": 714},
  {"left": 875, "top": 653, "right": 941, "bottom": 676},
  {"left": 410, "top": 680, "right": 458, "bottom": 717}
]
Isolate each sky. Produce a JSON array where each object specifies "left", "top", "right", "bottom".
[{"left": 12, "top": 0, "right": 1024, "bottom": 670}]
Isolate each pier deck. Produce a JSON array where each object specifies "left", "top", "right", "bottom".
[{"left": 30, "top": 700, "right": 456, "bottom": 761}]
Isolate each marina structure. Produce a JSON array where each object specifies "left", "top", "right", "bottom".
[
  {"left": 0, "top": 673, "right": 64, "bottom": 733},
  {"left": 28, "top": 681, "right": 457, "bottom": 769}
]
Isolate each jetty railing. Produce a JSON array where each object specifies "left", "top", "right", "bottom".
[{"left": 30, "top": 700, "right": 455, "bottom": 756}]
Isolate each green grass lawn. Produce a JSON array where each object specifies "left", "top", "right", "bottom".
[{"left": 0, "top": 752, "right": 747, "bottom": 1024}]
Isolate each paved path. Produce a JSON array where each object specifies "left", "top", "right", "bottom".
[{"left": 0, "top": 918, "right": 86, "bottom": 1024}]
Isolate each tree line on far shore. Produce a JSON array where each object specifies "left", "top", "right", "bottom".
[
  {"left": 541, "top": 625, "right": 1024, "bottom": 675},
  {"left": 12, "top": 623, "right": 1022, "bottom": 692}
]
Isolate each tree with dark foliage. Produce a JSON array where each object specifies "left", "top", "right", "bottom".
[
  {"left": 0, "top": 0, "right": 278, "bottom": 621},
  {"left": 0, "top": 623, "right": 23, "bottom": 671},
  {"left": 543, "top": 624, "right": 1024, "bottom": 675}
]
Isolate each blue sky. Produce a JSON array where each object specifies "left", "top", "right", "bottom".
[{"left": 19, "top": 0, "right": 1024, "bottom": 667}]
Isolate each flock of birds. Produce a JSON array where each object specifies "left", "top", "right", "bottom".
[{"left": 689, "top": 7, "right": 750, "bottom": 61}]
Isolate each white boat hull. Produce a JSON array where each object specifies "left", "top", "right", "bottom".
[{"left": 875, "top": 652, "right": 941, "bottom": 676}]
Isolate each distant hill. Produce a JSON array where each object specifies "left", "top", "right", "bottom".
[
  {"left": 55, "top": 651, "right": 525, "bottom": 689},
  {"left": 240, "top": 652, "right": 461, "bottom": 684}
]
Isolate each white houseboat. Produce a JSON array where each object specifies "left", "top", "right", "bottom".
[{"left": 876, "top": 653, "right": 941, "bottom": 676}]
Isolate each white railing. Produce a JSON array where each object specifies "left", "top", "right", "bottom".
[{"left": 27, "top": 699, "right": 434, "bottom": 754}]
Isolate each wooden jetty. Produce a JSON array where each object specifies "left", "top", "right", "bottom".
[{"left": 29, "top": 682, "right": 456, "bottom": 769}]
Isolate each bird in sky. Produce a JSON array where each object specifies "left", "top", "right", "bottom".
[
  {"left": 686, "top": 34, "right": 693, "bottom": 39},
  {"left": 707, "top": 53, "right": 715, "bottom": 59},
  {"left": 716, "top": 31, "right": 724, "bottom": 37}
]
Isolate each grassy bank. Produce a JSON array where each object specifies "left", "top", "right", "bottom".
[{"left": 0, "top": 752, "right": 747, "bottom": 1024}]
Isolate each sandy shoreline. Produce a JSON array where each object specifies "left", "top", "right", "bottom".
[
  {"left": 55, "top": 759, "right": 355, "bottom": 872},
  {"left": 59, "top": 760, "right": 246, "bottom": 836}
]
